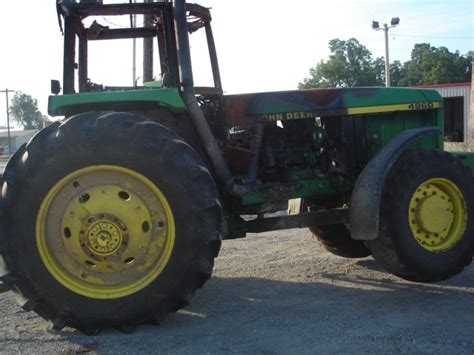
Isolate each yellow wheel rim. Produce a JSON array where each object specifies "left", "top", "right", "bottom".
[
  {"left": 36, "top": 165, "right": 175, "bottom": 299},
  {"left": 408, "top": 178, "right": 467, "bottom": 252}
]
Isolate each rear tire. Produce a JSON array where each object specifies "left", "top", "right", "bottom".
[
  {"left": 368, "top": 149, "right": 474, "bottom": 282},
  {"left": 0, "top": 112, "right": 223, "bottom": 333}
]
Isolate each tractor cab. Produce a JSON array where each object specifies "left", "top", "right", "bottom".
[{"left": 54, "top": 0, "right": 221, "bottom": 95}]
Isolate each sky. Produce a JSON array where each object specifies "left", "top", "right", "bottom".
[{"left": 0, "top": 0, "right": 472, "bottom": 129}]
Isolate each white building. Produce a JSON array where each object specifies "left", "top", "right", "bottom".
[
  {"left": 0, "top": 130, "right": 37, "bottom": 156},
  {"left": 416, "top": 82, "right": 472, "bottom": 143}
]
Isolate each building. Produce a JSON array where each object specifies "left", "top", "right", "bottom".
[
  {"left": 416, "top": 82, "right": 472, "bottom": 143},
  {"left": 0, "top": 130, "right": 37, "bottom": 156}
]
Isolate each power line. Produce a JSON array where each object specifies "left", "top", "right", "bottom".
[{"left": 392, "top": 33, "right": 474, "bottom": 40}]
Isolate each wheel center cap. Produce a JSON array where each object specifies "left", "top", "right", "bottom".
[
  {"left": 80, "top": 213, "right": 129, "bottom": 259},
  {"left": 417, "top": 195, "right": 453, "bottom": 233},
  {"left": 97, "top": 232, "right": 111, "bottom": 246},
  {"left": 87, "top": 221, "right": 122, "bottom": 255}
]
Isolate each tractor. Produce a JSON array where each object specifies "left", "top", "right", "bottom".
[{"left": 0, "top": 0, "right": 473, "bottom": 334}]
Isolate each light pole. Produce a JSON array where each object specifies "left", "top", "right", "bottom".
[
  {"left": 0, "top": 89, "right": 15, "bottom": 157},
  {"left": 372, "top": 18, "right": 400, "bottom": 87}
]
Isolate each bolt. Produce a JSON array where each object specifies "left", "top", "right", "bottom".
[{"left": 79, "top": 193, "right": 90, "bottom": 204}]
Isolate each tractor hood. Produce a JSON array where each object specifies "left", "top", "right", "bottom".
[{"left": 224, "top": 87, "right": 442, "bottom": 127}]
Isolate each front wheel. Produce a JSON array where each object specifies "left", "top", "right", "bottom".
[
  {"left": 0, "top": 112, "right": 223, "bottom": 333},
  {"left": 368, "top": 149, "right": 474, "bottom": 282}
]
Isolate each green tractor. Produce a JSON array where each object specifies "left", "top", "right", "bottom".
[{"left": 1, "top": 0, "right": 473, "bottom": 334}]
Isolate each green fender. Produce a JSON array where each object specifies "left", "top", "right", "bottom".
[{"left": 349, "top": 127, "right": 442, "bottom": 240}]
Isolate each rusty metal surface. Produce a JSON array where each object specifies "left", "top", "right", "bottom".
[{"left": 224, "top": 89, "right": 347, "bottom": 126}]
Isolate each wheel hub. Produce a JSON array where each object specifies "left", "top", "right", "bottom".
[
  {"left": 411, "top": 184, "right": 453, "bottom": 235},
  {"left": 36, "top": 165, "right": 175, "bottom": 299},
  {"left": 80, "top": 214, "right": 128, "bottom": 260},
  {"left": 409, "top": 178, "right": 467, "bottom": 252}
]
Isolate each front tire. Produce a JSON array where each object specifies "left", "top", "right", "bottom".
[
  {"left": 0, "top": 112, "right": 223, "bottom": 333},
  {"left": 368, "top": 149, "right": 474, "bottom": 282}
]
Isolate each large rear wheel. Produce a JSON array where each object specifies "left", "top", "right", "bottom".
[{"left": 0, "top": 112, "right": 222, "bottom": 333}]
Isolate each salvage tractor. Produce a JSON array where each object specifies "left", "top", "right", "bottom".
[{"left": 1, "top": 0, "right": 473, "bottom": 334}]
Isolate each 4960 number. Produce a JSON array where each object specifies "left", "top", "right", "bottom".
[{"left": 408, "top": 102, "right": 435, "bottom": 110}]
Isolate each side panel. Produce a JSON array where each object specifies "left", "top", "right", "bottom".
[{"left": 359, "top": 107, "right": 444, "bottom": 161}]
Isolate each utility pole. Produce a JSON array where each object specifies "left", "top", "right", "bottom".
[
  {"left": 130, "top": 0, "right": 137, "bottom": 86},
  {"left": 372, "top": 18, "right": 400, "bottom": 87},
  {"left": 0, "top": 89, "right": 14, "bottom": 157}
]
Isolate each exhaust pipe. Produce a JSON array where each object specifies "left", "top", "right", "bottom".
[{"left": 173, "top": 0, "right": 260, "bottom": 196}]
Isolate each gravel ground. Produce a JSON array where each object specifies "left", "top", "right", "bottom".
[{"left": 1, "top": 229, "right": 473, "bottom": 354}]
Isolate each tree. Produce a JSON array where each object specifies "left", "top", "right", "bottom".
[
  {"left": 299, "top": 38, "right": 384, "bottom": 89},
  {"left": 9, "top": 92, "right": 45, "bottom": 130},
  {"left": 389, "top": 60, "right": 404, "bottom": 87},
  {"left": 300, "top": 39, "right": 472, "bottom": 89},
  {"left": 397, "top": 44, "right": 472, "bottom": 86}
]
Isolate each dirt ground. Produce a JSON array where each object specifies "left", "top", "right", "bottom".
[{"left": 1, "top": 228, "right": 473, "bottom": 354}]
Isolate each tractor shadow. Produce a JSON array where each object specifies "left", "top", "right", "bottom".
[{"left": 62, "top": 264, "right": 474, "bottom": 353}]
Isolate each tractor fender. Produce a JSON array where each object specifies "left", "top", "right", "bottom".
[{"left": 349, "top": 127, "right": 441, "bottom": 240}]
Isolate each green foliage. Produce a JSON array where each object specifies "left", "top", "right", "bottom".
[
  {"left": 300, "top": 39, "right": 472, "bottom": 89},
  {"left": 388, "top": 60, "right": 404, "bottom": 87},
  {"left": 397, "top": 44, "right": 472, "bottom": 86},
  {"left": 299, "top": 38, "right": 384, "bottom": 88},
  {"left": 9, "top": 92, "right": 45, "bottom": 130}
]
